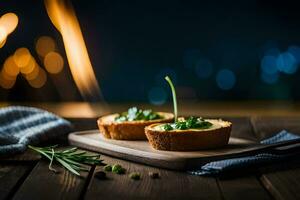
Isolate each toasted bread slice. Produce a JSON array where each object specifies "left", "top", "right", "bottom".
[
  {"left": 145, "top": 119, "right": 232, "bottom": 151},
  {"left": 97, "top": 112, "right": 174, "bottom": 140}
]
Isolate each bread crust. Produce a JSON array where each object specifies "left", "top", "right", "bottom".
[
  {"left": 145, "top": 119, "right": 232, "bottom": 151},
  {"left": 97, "top": 112, "right": 174, "bottom": 140}
]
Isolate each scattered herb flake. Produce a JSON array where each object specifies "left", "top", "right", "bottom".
[
  {"left": 129, "top": 172, "right": 141, "bottom": 180},
  {"left": 112, "top": 164, "right": 126, "bottom": 174},
  {"left": 103, "top": 164, "right": 112, "bottom": 172}
]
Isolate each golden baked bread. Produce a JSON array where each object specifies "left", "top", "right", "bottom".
[
  {"left": 145, "top": 119, "right": 232, "bottom": 151},
  {"left": 97, "top": 112, "right": 174, "bottom": 140}
]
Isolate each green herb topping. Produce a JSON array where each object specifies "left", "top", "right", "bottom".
[
  {"left": 163, "top": 76, "right": 212, "bottom": 131},
  {"left": 162, "top": 117, "right": 212, "bottom": 131},
  {"left": 115, "top": 107, "right": 162, "bottom": 122}
]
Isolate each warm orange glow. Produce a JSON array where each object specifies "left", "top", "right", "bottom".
[
  {"left": 20, "top": 57, "right": 36, "bottom": 74},
  {"left": 0, "top": 13, "right": 18, "bottom": 34},
  {"left": 0, "top": 12, "right": 18, "bottom": 48},
  {"left": 0, "top": 70, "right": 16, "bottom": 89},
  {"left": 13, "top": 48, "right": 31, "bottom": 68},
  {"left": 25, "top": 64, "right": 40, "bottom": 80},
  {"left": 1, "top": 47, "right": 48, "bottom": 89},
  {"left": 36, "top": 36, "right": 56, "bottom": 57},
  {"left": 45, "top": 0, "right": 102, "bottom": 100},
  {"left": 0, "top": 27, "right": 7, "bottom": 48},
  {"left": 44, "top": 51, "right": 64, "bottom": 74},
  {"left": 3, "top": 56, "right": 19, "bottom": 77},
  {"left": 27, "top": 68, "right": 47, "bottom": 88}
]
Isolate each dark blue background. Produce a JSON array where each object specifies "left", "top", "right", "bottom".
[{"left": 1, "top": 0, "right": 300, "bottom": 103}]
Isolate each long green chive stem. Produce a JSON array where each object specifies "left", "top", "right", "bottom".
[
  {"left": 28, "top": 145, "right": 103, "bottom": 176},
  {"left": 165, "top": 76, "right": 178, "bottom": 122}
]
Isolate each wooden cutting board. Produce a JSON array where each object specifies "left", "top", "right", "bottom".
[{"left": 68, "top": 130, "right": 290, "bottom": 170}]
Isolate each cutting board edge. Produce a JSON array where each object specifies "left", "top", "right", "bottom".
[
  {"left": 67, "top": 130, "right": 262, "bottom": 170},
  {"left": 68, "top": 134, "right": 190, "bottom": 170}
]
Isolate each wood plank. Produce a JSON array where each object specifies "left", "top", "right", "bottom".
[
  {"left": 0, "top": 150, "right": 41, "bottom": 162},
  {"left": 251, "top": 116, "right": 300, "bottom": 140},
  {"left": 0, "top": 163, "right": 34, "bottom": 200},
  {"left": 13, "top": 161, "right": 92, "bottom": 200},
  {"left": 251, "top": 117, "right": 300, "bottom": 200},
  {"left": 217, "top": 176, "right": 271, "bottom": 200},
  {"left": 217, "top": 117, "right": 271, "bottom": 200},
  {"left": 85, "top": 155, "right": 222, "bottom": 200},
  {"left": 224, "top": 117, "right": 257, "bottom": 141},
  {"left": 260, "top": 167, "right": 300, "bottom": 200}
]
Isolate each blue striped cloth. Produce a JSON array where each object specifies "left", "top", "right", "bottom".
[
  {"left": 189, "top": 130, "right": 300, "bottom": 176},
  {"left": 0, "top": 106, "right": 72, "bottom": 155}
]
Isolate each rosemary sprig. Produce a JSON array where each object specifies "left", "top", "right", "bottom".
[
  {"left": 165, "top": 76, "right": 178, "bottom": 122},
  {"left": 28, "top": 145, "right": 103, "bottom": 176}
]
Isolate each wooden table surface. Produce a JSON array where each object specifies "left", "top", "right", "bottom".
[{"left": 0, "top": 102, "right": 300, "bottom": 200}]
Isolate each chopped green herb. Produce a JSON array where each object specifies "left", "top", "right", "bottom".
[
  {"left": 103, "top": 164, "right": 112, "bottom": 172},
  {"left": 163, "top": 124, "right": 173, "bottom": 131},
  {"left": 112, "top": 164, "right": 126, "bottom": 174},
  {"left": 175, "top": 121, "right": 187, "bottom": 130},
  {"left": 162, "top": 117, "right": 213, "bottom": 131},
  {"left": 129, "top": 172, "right": 141, "bottom": 180},
  {"left": 115, "top": 107, "right": 162, "bottom": 122}
]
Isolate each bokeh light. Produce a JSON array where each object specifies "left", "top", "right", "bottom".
[
  {"left": 0, "top": 12, "right": 18, "bottom": 49},
  {"left": 0, "top": 70, "right": 16, "bottom": 89},
  {"left": 288, "top": 45, "right": 300, "bottom": 64},
  {"left": 0, "top": 47, "right": 50, "bottom": 89},
  {"left": 3, "top": 56, "right": 19, "bottom": 77},
  {"left": 195, "top": 58, "right": 213, "bottom": 79},
  {"left": 20, "top": 57, "right": 36, "bottom": 74},
  {"left": 0, "top": 13, "right": 18, "bottom": 34},
  {"left": 260, "top": 55, "right": 277, "bottom": 75},
  {"left": 216, "top": 69, "right": 236, "bottom": 90},
  {"left": 148, "top": 87, "right": 167, "bottom": 105},
  {"left": 44, "top": 52, "right": 64, "bottom": 74},
  {"left": 0, "top": 27, "right": 7, "bottom": 48},
  {"left": 276, "top": 52, "right": 298, "bottom": 74},
  {"left": 13, "top": 48, "right": 31, "bottom": 68},
  {"left": 27, "top": 68, "right": 47, "bottom": 88},
  {"left": 35, "top": 36, "right": 56, "bottom": 57},
  {"left": 25, "top": 64, "right": 40, "bottom": 81}
]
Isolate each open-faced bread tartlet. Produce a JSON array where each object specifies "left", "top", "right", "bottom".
[
  {"left": 145, "top": 117, "right": 232, "bottom": 151},
  {"left": 145, "top": 76, "right": 232, "bottom": 151},
  {"left": 98, "top": 107, "right": 174, "bottom": 140}
]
